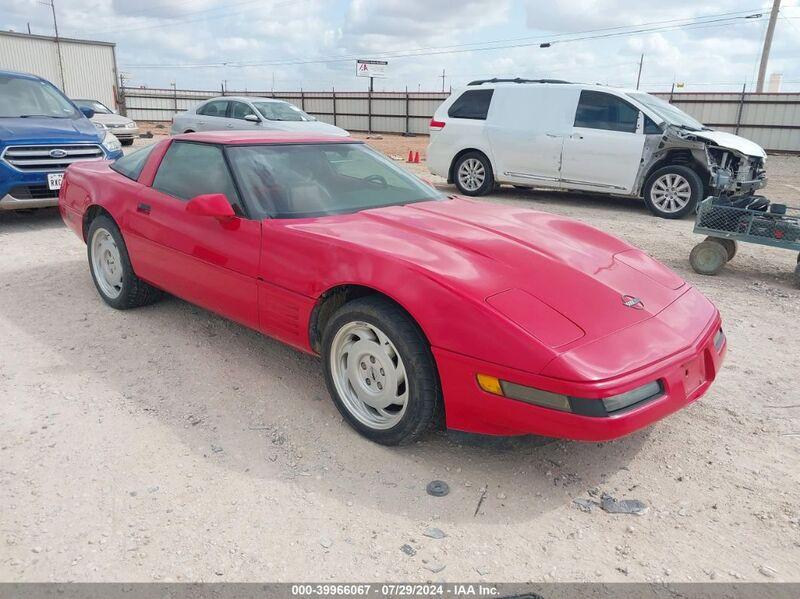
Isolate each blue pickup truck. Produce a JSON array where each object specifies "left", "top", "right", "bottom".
[{"left": 0, "top": 69, "right": 123, "bottom": 211}]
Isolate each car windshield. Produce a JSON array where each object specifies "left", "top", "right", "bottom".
[
  {"left": 75, "top": 100, "right": 113, "bottom": 114},
  {"left": 627, "top": 92, "right": 706, "bottom": 131},
  {"left": 0, "top": 75, "right": 79, "bottom": 118},
  {"left": 227, "top": 143, "right": 445, "bottom": 218},
  {"left": 253, "top": 101, "right": 312, "bottom": 122}
]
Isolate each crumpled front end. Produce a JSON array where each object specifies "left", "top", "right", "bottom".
[{"left": 706, "top": 145, "right": 767, "bottom": 196}]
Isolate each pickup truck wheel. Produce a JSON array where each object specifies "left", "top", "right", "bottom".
[
  {"left": 87, "top": 215, "right": 162, "bottom": 309},
  {"left": 644, "top": 165, "right": 703, "bottom": 219},
  {"left": 322, "top": 296, "right": 441, "bottom": 446},
  {"left": 453, "top": 152, "right": 494, "bottom": 196}
]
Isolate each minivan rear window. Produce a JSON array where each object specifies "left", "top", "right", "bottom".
[{"left": 448, "top": 89, "right": 494, "bottom": 120}]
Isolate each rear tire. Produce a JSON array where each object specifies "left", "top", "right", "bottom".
[
  {"left": 705, "top": 236, "right": 737, "bottom": 261},
  {"left": 690, "top": 240, "right": 727, "bottom": 275},
  {"left": 120, "top": 138, "right": 134, "bottom": 146},
  {"left": 87, "top": 215, "right": 162, "bottom": 309},
  {"left": 453, "top": 152, "right": 494, "bottom": 196},
  {"left": 643, "top": 165, "right": 704, "bottom": 219},
  {"left": 321, "top": 296, "right": 441, "bottom": 446}
]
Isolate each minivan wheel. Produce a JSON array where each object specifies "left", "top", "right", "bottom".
[
  {"left": 453, "top": 152, "right": 494, "bottom": 196},
  {"left": 643, "top": 165, "right": 703, "bottom": 219}
]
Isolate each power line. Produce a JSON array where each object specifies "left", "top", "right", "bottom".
[
  {"left": 121, "top": 11, "right": 768, "bottom": 69},
  {"left": 72, "top": 0, "right": 309, "bottom": 38}
]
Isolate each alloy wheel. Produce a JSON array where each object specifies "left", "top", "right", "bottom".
[
  {"left": 329, "top": 321, "right": 408, "bottom": 430},
  {"left": 650, "top": 173, "right": 692, "bottom": 213}
]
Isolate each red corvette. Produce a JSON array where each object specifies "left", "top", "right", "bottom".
[{"left": 59, "top": 132, "right": 726, "bottom": 445}]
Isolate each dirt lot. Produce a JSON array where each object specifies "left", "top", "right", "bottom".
[{"left": 1, "top": 133, "right": 799, "bottom": 583}]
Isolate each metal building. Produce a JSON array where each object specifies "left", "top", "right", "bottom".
[{"left": 0, "top": 30, "right": 119, "bottom": 109}]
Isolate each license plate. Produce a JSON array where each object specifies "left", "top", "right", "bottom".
[
  {"left": 682, "top": 354, "right": 706, "bottom": 395},
  {"left": 47, "top": 173, "right": 64, "bottom": 190}
]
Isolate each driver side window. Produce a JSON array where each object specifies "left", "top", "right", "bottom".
[
  {"left": 152, "top": 141, "right": 244, "bottom": 215},
  {"left": 574, "top": 91, "right": 639, "bottom": 133}
]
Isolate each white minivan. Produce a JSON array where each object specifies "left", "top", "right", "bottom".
[{"left": 427, "top": 79, "right": 767, "bottom": 218}]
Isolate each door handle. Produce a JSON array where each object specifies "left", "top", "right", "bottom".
[
  {"left": 226, "top": 123, "right": 234, "bottom": 128},
  {"left": 137, "top": 203, "right": 151, "bottom": 215},
  {"left": 545, "top": 133, "right": 560, "bottom": 138}
]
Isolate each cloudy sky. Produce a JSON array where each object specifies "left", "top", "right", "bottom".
[{"left": 3, "top": 0, "right": 800, "bottom": 92}]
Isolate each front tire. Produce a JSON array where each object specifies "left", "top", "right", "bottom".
[
  {"left": 87, "top": 215, "right": 162, "bottom": 309},
  {"left": 321, "top": 296, "right": 441, "bottom": 445},
  {"left": 453, "top": 152, "right": 494, "bottom": 196},
  {"left": 643, "top": 165, "right": 703, "bottom": 219}
]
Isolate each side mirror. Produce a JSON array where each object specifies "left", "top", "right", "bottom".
[
  {"left": 244, "top": 114, "right": 260, "bottom": 123},
  {"left": 186, "top": 194, "right": 235, "bottom": 219},
  {"left": 79, "top": 105, "right": 95, "bottom": 119}
]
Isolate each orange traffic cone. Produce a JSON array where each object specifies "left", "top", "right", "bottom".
[
  {"left": 413, "top": 151, "right": 420, "bottom": 163},
  {"left": 407, "top": 150, "right": 414, "bottom": 163}
]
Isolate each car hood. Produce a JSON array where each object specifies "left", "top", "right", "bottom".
[
  {"left": 91, "top": 113, "right": 133, "bottom": 126},
  {"left": 267, "top": 120, "right": 349, "bottom": 136},
  {"left": 298, "top": 198, "right": 688, "bottom": 346},
  {"left": 0, "top": 116, "right": 102, "bottom": 144},
  {"left": 688, "top": 129, "right": 766, "bottom": 158}
]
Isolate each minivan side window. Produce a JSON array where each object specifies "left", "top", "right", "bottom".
[
  {"left": 574, "top": 91, "right": 638, "bottom": 133},
  {"left": 197, "top": 100, "right": 229, "bottom": 117},
  {"left": 448, "top": 89, "right": 494, "bottom": 120},
  {"left": 152, "top": 142, "right": 243, "bottom": 214},
  {"left": 643, "top": 114, "right": 662, "bottom": 134}
]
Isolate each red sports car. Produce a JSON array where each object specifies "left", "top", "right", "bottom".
[{"left": 59, "top": 132, "right": 726, "bottom": 446}]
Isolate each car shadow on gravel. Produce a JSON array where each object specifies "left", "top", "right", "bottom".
[
  {"left": 0, "top": 207, "right": 64, "bottom": 234},
  {"left": 2, "top": 258, "right": 651, "bottom": 524}
]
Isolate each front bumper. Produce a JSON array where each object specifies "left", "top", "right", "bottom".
[
  {"left": 107, "top": 126, "right": 139, "bottom": 139},
  {"left": 0, "top": 164, "right": 60, "bottom": 210},
  {"left": 0, "top": 148, "right": 121, "bottom": 211},
  {"left": 434, "top": 310, "right": 726, "bottom": 441}
]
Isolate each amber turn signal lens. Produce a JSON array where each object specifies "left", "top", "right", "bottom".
[{"left": 476, "top": 374, "right": 503, "bottom": 396}]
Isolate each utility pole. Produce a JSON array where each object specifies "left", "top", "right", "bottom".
[
  {"left": 439, "top": 68, "right": 446, "bottom": 93},
  {"left": 636, "top": 53, "right": 644, "bottom": 90},
  {"left": 40, "top": 0, "right": 66, "bottom": 91},
  {"left": 756, "top": 0, "right": 781, "bottom": 93}
]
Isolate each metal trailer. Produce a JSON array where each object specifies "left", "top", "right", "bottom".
[{"left": 690, "top": 196, "right": 800, "bottom": 287}]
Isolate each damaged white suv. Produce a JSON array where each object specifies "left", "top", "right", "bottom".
[{"left": 427, "top": 79, "right": 767, "bottom": 218}]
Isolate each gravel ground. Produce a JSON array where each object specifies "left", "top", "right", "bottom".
[{"left": 1, "top": 132, "right": 798, "bottom": 583}]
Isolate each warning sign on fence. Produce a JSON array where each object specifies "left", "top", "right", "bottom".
[{"left": 356, "top": 59, "right": 388, "bottom": 78}]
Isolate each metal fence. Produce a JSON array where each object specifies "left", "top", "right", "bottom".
[
  {"left": 120, "top": 87, "right": 448, "bottom": 135},
  {"left": 653, "top": 91, "right": 800, "bottom": 153},
  {"left": 121, "top": 86, "right": 800, "bottom": 152}
]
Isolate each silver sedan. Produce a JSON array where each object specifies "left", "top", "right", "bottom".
[{"left": 170, "top": 96, "right": 349, "bottom": 137}]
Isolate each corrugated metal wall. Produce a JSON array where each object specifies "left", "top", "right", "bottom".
[
  {"left": 0, "top": 32, "right": 117, "bottom": 108},
  {"left": 653, "top": 92, "right": 800, "bottom": 153},
  {"left": 122, "top": 87, "right": 450, "bottom": 135},
  {"left": 121, "top": 86, "right": 800, "bottom": 152}
]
